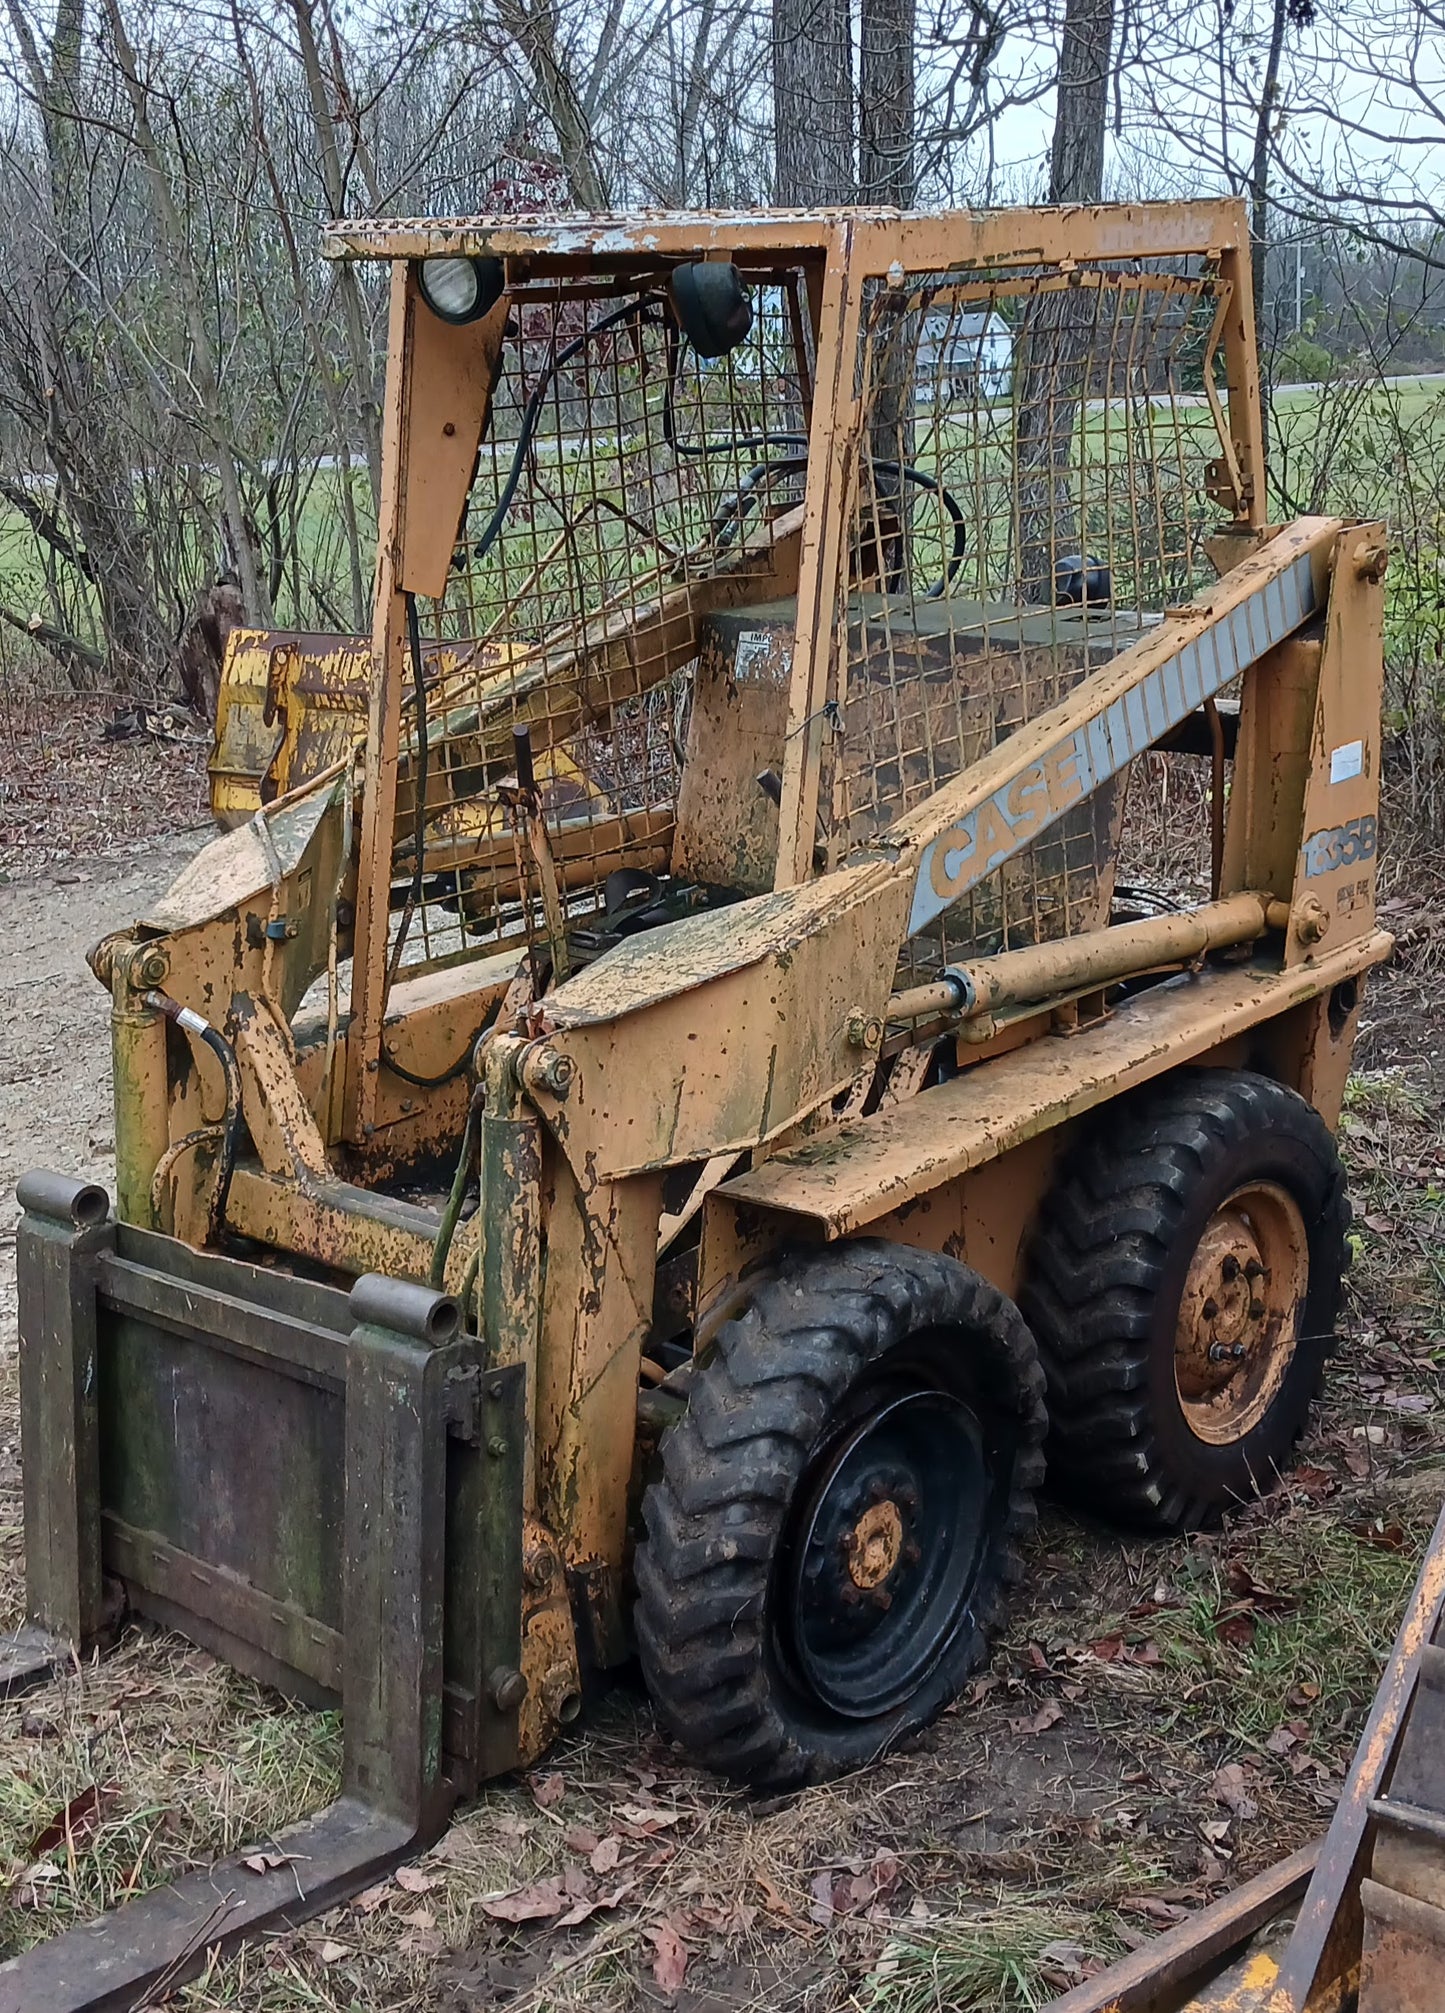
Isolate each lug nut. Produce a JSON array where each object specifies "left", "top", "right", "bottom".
[
  {"left": 1221, "top": 1255, "right": 1240, "bottom": 1283},
  {"left": 871, "top": 1587, "right": 893, "bottom": 1611},
  {"left": 867, "top": 1479, "right": 890, "bottom": 1504},
  {"left": 1202, "top": 1297, "right": 1219, "bottom": 1321},
  {"left": 1244, "top": 1259, "right": 1265, "bottom": 1281},
  {"left": 1248, "top": 1298, "right": 1266, "bottom": 1320},
  {"left": 897, "top": 1484, "right": 919, "bottom": 1513},
  {"left": 841, "top": 1583, "right": 862, "bottom": 1607},
  {"left": 1209, "top": 1341, "right": 1247, "bottom": 1363},
  {"left": 902, "top": 1540, "right": 921, "bottom": 1565}
]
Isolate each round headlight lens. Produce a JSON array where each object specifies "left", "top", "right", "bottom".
[{"left": 417, "top": 255, "right": 503, "bottom": 325}]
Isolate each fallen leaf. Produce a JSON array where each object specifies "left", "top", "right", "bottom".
[
  {"left": 1211, "top": 1763, "right": 1259, "bottom": 1821},
  {"left": 1009, "top": 1698, "right": 1064, "bottom": 1735},
  {"left": 394, "top": 1865, "right": 438, "bottom": 1894},
  {"left": 1265, "top": 1726, "right": 1299, "bottom": 1756},
  {"left": 1384, "top": 1393, "right": 1433, "bottom": 1415},
  {"left": 647, "top": 1920, "right": 690, "bottom": 1995},
  {"left": 1121, "top": 1895, "right": 1190, "bottom": 1924},
  {"left": 590, "top": 1835, "right": 623, "bottom": 1875},
  {"left": 400, "top": 1906, "right": 435, "bottom": 1930},
  {"left": 564, "top": 1824, "right": 601, "bottom": 1855},
  {"left": 1363, "top": 1213, "right": 1396, "bottom": 1234},
  {"left": 1214, "top": 1610, "right": 1256, "bottom": 1649},
  {"left": 352, "top": 1883, "right": 392, "bottom": 1915},
  {"left": 1290, "top": 1464, "right": 1337, "bottom": 1499},
  {"left": 1039, "top": 1938, "right": 1089, "bottom": 1982},
  {"left": 528, "top": 1772, "right": 566, "bottom": 1809},
  {"left": 241, "top": 1851, "right": 291, "bottom": 1875},
  {"left": 479, "top": 1877, "right": 569, "bottom": 1923},
  {"left": 1201, "top": 1817, "right": 1232, "bottom": 1846},
  {"left": 28, "top": 1785, "right": 117, "bottom": 1860},
  {"left": 809, "top": 1868, "right": 836, "bottom": 1925},
  {"left": 1225, "top": 1562, "right": 1297, "bottom": 1616},
  {"left": 616, "top": 1803, "right": 683, "bottom": 1832},
  {"left": 318, "top": 1941, "right": 349, "bottom": 1964}
]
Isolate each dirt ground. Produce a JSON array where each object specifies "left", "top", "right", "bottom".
[{"left": 0, "top": 710, "right": 1443, "bottom": 2012}]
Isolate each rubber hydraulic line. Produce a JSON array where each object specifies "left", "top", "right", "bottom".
[{"left": 143, "top": 990, "right": 243, "bottom": 1229}]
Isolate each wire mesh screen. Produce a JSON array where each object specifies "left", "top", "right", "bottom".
[
  {"left": 388, "top": 271, "right": 812, "bottom": 976},
  {"left": 838, "top": 257, "right": 1231, "bottom": 976}
]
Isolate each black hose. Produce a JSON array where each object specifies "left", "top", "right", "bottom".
[
  {"left": 472, "top": 293, "right": 668, "bottom": 564},
  {"left": 381, "top": 996, "right": 501, "bottom": 1089},
  {"left": 385, "top": 592, "right": 430, "bottom": 995},
  {"left": 663, "top": 323, "right": 966, "bottom": 594},
  {"left": 144, "top": 990, "right": 243, "bottom": 1230},
  {"left": 431, "top": 1081, "right": 485, "bottom": 1290}
]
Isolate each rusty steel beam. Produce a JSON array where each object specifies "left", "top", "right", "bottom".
[{"left": 1039, "top": 1845, "right": 1319, "bottom": 2013}]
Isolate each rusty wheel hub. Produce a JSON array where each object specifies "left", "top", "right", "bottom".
[
  {"left": 845, "top": 1498, "right": 905, "bottom": 1589},
  {"left": 1174, "top": 1181, "right": 1309, "bottom": 1444},
  {"left": 782, "top": 1387, "right": 990, "bottom": 1717}
]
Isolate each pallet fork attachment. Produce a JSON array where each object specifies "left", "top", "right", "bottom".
[
  {"left": 0, "top": 1171, "right": 525, "bottom": 2013},
  {"left": 1040, "top": 1503, "right": 1445, "bottom": 2013}
]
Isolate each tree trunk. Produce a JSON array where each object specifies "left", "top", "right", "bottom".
[
  {"left": 1, "top": 0, "right": 177, "bottom": 692},
  {"left": 290, "top": 0, "right": 384, "bottom": 509},
  {"left": 856, "top": 0, "right": 915, "bottom": 587},
  {"left": 1048, "top": 0, "right": 1114, "bottom": 205},
  {"left": 858, "top": 0, "right": 914, "bottom": 207},
  {"left": 772, "top": 0, "right": 854, "bottom": 204},
  {"left": 1250, "top": 0, "right": 1292, "bottom": 352},
  {"left": 103, "top": 0, "right": 270, "bottom": 624},
  {"left": 1016, "top": 0, "right": 1116, "bottom": 602}
]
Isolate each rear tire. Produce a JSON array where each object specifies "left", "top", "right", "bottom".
[
  {"left": 634, "top": 1240, "right": 1046, "bottom": 1788},
  {"left": 1021, "top": 1068, "right": 1349, "bottom": 1532}
]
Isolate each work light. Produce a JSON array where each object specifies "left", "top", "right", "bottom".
[
  {"left": 669, "top": 260, "right": 753, "bottom": 358},
  {"left": 417, "top": 254, "right": 505, "bottom": 325}
]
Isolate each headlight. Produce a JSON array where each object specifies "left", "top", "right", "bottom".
[{"left": 417, "top": 254, "right": 505, "bottom": 326}]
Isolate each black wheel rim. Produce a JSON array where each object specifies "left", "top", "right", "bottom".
[{"left": 777, "top": 1385, "right": 991, "bottom": 1720}]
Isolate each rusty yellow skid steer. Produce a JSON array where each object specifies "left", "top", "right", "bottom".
[{"left": 0, "top": 200, "right": 1403, "bottom": 2009}]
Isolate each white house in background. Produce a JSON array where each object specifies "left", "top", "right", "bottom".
[{"left": 916, "top": 309, "right": 1013, "bottom": 404}]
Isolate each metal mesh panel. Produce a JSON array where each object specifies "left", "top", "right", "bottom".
[
  {"left": 389, "top": 272, "right": 811, "bottom": 975},
  {"left": 837, "top": 258, "right": 1230, "bottom": 977}
]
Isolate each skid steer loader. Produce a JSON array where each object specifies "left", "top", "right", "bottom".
[{"left": 0, "top": 200, "right": 1396, "bottom": 2007}]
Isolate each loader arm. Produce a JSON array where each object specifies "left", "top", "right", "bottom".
[{"left": 521, "top": 516, "right": 1361, "bottom": 1186}]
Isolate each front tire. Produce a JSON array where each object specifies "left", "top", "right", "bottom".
[
  {"left": 1022, "top": 1068, "right": 1349, "bottom": 1532},
  {"left": 634, "top": 1240, "right": 1046, "bottom": 1788}
]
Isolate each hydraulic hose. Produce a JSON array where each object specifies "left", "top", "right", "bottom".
[
  {"left": 430, "top": 1080, "right": 486, "bottom": 1290},
  {"left": 144, "top": 990, "right": 243, "bottom": 1231}
]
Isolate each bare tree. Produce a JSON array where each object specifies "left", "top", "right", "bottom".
[
  {"left": 860, "top": 0, "right": 916, "bottom": 206},
  {"left": 1015, "top": 0, "right": 1117, "bottom": 600},
  {"left": 772, "top": 0, "right": 854, "bottom": 202},
  {"left": 1049, "top": 0, "right": 1113, "bottom": 203}
]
